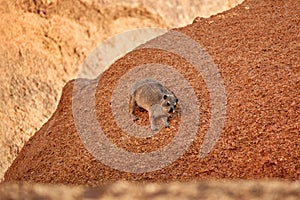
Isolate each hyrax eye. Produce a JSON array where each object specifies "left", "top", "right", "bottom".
[
  {"left": 166, "top": 102, "right": 170, "bottom": 106},
  {"left": 174, "top": 105, "right": 176, "bottom": 108}
]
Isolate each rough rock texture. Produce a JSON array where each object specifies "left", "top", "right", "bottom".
[
  {"left": 3, "top": 0, "right": 300, "bottom": 185},
  {"left": 0, "top": 0, "right": 242, "bottom": 181},
  {"left": 1, "top": 180, "right": 300, "bottom": 200}
]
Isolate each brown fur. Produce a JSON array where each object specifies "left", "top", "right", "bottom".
[{"left": 129, "top": 79, "right": 178, "bottom": 131}]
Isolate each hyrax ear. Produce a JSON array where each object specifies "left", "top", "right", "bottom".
[{"left": 163, "top": 94, "right": 168, "bottom": 100}]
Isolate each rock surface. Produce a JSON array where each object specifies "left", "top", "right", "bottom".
[
  {"left": 0, "top": 0, "right": 242, "bottom": 181},
  {"left": 1, "top": 180, "right": 300, "bottom": 200},
  {"left": 4, "top": 0, "right": 299, "bottom": 185}
]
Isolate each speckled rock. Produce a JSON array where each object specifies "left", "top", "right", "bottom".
[{"left": 3, "top": 0, "right": 300, "bottom": 185}]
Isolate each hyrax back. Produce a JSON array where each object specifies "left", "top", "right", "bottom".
[{"left": 129, "top": 78, "right": 178, "bottom": 131}]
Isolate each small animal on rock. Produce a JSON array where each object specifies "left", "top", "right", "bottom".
[{"left": 129, "top": 78, "right": 178, "bottom": 131}]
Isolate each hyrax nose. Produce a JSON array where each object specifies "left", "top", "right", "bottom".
[{"left": 169, "top": 108, "right": 174, "bottom": 113}]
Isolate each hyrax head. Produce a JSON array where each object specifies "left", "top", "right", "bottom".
[{"left": 161, "top": 94, "right": 179, "bottom": 114}]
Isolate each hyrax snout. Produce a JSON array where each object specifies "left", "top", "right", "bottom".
[{"left": 129, "top": 78, "right": 178, "bottom": 131}]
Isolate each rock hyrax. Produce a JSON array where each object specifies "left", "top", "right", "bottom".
[{"left": 129, "top": 78, "right": 178, "bottom": 131}]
